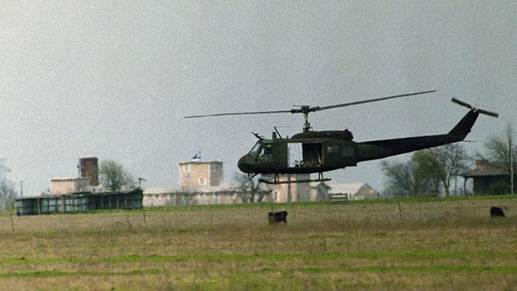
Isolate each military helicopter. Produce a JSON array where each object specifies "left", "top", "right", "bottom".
[{"left": 185, "top": 90, "right": 498, "bottom": 184}]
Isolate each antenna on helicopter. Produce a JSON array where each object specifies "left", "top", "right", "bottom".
[
  {"left": 185, "top": 90, "right": 437, "bottom": 132},
  {"left": 273, "top": 126, "right": 283, "bottom": 139},
  {"left": 251, "top": 132, "right": 263, "bottom": 140}
]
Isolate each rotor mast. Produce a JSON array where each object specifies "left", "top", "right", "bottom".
[{"left": 300, "top": 105, "right": 311, "bottom": 132}]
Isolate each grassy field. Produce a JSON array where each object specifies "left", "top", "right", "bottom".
[{"left": 1, "top": 195, "right": 517, "bottom": 290}]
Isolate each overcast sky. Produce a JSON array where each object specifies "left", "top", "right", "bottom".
[{"left": 1, "top": 1, "right": 515, "bottom": 195}]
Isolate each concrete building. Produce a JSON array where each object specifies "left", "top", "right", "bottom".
[
  {"left": 312, "top": 182, "right": 380, "bottom": 201},
  {"left": 179, "top": 161, "right": 223, "bottom": 190},
  {"left": 143, "top": 160, "right": 269, "bottom": 207},
  {"left": 270, "top": 174, "right": 312, "bottom": 203},
  {"left": 143, "top": 183, "right": 272, "bottom": 207},
  {"left": 311, "top": 182, "right": 331, "bottom": 201},
  {"left": 145, "top": 160, "right": 329, "bottom": 207},
  {"left": 50, "top": 177, "right": 91, "bottom": 195},
  {"left": 49, "top": 157, "right": 101, "bottom": 195}
]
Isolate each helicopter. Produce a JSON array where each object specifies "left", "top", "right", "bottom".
[{"left": 185, "top": 90, "right": 498, "bottom": 184}]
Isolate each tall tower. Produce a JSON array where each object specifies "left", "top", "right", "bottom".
[
  {"left": 179, "top": 161, "right": 224, "bottom": 190},
  {"left": 79, "top": 157, "right": 99, "bottom": 186}
]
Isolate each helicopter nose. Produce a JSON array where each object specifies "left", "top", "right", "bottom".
[{"left": 238, "top": 155, "right": 254, "bottom": 173}]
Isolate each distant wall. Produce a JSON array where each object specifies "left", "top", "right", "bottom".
[{"left": 144, "top": 191, "right": 273, "bottom": 207}]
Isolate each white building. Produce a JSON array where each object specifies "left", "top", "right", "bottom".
[
  {"left": 270, "top": 174, "right": 312, "bottom": 203},
  {"left": 312, "top": 182, "right": 380, "bottom": 201},
  {"left": 143, "top": 182, "right": 272, "bottom": 207}
]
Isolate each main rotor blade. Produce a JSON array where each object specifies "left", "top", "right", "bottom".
[
  {"left": 451, "top": 98, "right": 473, "bottom": 109},
  {"left": 312, "top": 90, "right": 436, "bottom": 112},
  {"left": 478, "top": 109, "right": 499, "bottom": 118},
  {"left": 185, "top": 90, "right": 436, "bottom": 119},
  {"left": 184, "top": 109, "right": 293, "bottom": 119}
]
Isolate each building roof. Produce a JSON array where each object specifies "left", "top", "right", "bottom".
[
  {"left": 50, "top": 177, "right": 90, "bottom": 182},
  {"left": 18, "top": 188, "right": 143, "bottom": 200},
  {"left": 463, "top": 160, "right": 508, "bottom": 177},
  {"left": 178, "top": 161, "right": 223, "bottom": 166},
  {"left": 144, "top": 187, "right": 181, "bottom": 194},
  {"left": 318, "top": 182, "right": 377, "bottom": 195}
]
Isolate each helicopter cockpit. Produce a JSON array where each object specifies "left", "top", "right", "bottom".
[{"left": 248, "top": 140, "right": 273, "bottom": 161}]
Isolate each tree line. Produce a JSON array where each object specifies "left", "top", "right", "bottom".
[{"left": 382, "top": 131, "right": 517, "bottom": 197}]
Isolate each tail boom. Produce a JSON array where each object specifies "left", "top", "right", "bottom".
[{"left": 356, "top": 110, "right": 480, "bottom": 162}]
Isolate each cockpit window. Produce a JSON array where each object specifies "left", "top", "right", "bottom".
[
  {"left": 257, "top": 143, "right": 273, "bottom": 161},
  {"left": 248, "top": 140, "right": 273, "bottom": 161},
  {"left": 248, "top": 142, "right": 261, "bottom": 156}
]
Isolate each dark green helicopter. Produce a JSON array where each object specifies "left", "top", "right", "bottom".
[{"left": 185, "top": 91, "right": 498, "bottom": 184}]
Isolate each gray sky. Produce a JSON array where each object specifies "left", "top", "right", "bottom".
[{"left": 1, "top": 1, "right": 515, "bottom": 195}]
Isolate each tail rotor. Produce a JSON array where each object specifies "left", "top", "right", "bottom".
[{"left": 451, "top": 98, "right": 499, "bottom": 118}]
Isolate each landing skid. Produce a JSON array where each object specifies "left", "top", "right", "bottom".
[{"left": 258, "top": 173, "right": 331, "bottom": 185}]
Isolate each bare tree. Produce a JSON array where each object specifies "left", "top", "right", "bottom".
[
  {"left": 0, "top": 161, "right": 17, "bottom": 210},
  {"left": 382, "top": 144, "right": 469, "bottom": 197},
  {"left": 478, "top": 126, "right": 517, "bottom": 193},
  {"left": 413, "top": 144, "right": 469, "bottom": 197},
  {"left": 233, "top": 173, "right": 269, "bottom": 203},
  {"left": 99, "top": 160, "right": 136, "bottom": 191},
  {"left": 481, "top": 138, "right": 517, "bottom": 171},
  {"left": 381, "top": 160, "right": 420, "bottom": 197},
  {"left": 412, "top": 151, "right": 441, "bottom": 194},
  {"left": 0, "top": 180, "right": 17, "bottom": 210}
]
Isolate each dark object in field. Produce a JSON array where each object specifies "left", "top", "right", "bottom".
[
  {"left": 490, "top": 207, "right": 505, "bottom": 218},
  {"left": 268, "top": 211, "right": 288, "bottom": 223}
]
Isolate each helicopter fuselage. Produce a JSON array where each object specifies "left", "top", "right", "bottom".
[
  {"left": 238, "top": 109, "right": 486, "bottom": 178},
  {"left": 238, "top": 130, "right": 358, "bottom": 175}
]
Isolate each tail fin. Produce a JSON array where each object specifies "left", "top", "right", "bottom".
[
  {"left": 448, "top": 98, "right": 498, "bottom": 140},
  {"left": 448, "top": 110, "right": 479, "bottom": 138}
]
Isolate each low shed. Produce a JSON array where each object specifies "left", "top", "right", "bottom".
[
  {"left": 16, "top": 189, "right": 143, "bottom": 216},
  {"left": 462, "top": 160, "right": 513, "bottom": 194}
]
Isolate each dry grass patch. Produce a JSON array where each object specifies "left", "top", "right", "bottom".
[{"left": 0, "top": 196, "right": 516, "bottom": 289}]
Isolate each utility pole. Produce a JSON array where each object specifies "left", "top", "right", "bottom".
[
  {"left": 510, "top": 129, "right": 514, "bottom": 194},
  {"left": 19, "top": 181, "right": 23, "bottom": 198}
]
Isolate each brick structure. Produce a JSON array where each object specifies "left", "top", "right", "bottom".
[{"left": 79, "top": 157, "right": 99, "bottom": 186}]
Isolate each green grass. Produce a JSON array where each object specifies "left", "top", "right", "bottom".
[{"left": 1, "top": 194, "right": 517, "bottom": 290}]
